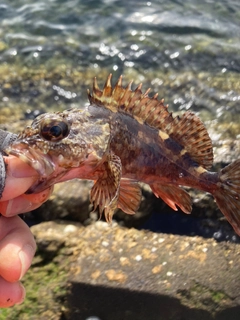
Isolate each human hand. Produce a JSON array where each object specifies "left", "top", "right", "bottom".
[{"left": 0, "top": 155, "right": 53, "bottom": 307}]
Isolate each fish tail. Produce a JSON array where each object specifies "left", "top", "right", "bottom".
[{"left": 214, "top": 159, "right": 240, "bottom": 236}]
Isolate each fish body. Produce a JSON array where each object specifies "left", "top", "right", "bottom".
[{"left": 6, "top": 75, "right": 240, "bottom": 235}]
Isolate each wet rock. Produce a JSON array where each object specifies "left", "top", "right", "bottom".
[
  {"left": 31, "top": 179, "right": 93, "bottom": 223},
  {"left": 212, "top": 139, "right": 240, "bottom": 168},
  {"left": 28, "top": 221, "right": 240, "bottom": 320}
]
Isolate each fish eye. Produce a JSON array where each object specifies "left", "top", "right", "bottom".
[{"left": 40, "top": 118, "right": 70, "bottom": 142}]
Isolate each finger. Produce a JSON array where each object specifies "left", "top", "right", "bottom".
[
  {"left": 0, "top": 216, "right": 36, "bottom": 282},
  {"left": 3, "top": 155, "right": 38, "bottom": 178},
  {"left": 0, "top": 186, "right": 53, "bottom": 217},
  {"left": 1, "top": 156, "right": 38, "bottom": 201},
  {"left": 0, "top": 278, "right": 25, "bottom": 308},
  {"left": 1, "top": 176, "right": 36, "bottom": 202}
]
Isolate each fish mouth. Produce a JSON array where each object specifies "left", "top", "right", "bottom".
[{"left": 5, "top": 142, "right": 55, "bottom": 178}]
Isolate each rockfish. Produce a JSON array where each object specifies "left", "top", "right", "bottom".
[{"left": 5, "top": 74, "right": 240, "bottom": 235}]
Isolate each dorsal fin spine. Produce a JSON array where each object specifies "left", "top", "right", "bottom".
[{"left": 88, "top": 74, "right": 213, "bottom": 169}]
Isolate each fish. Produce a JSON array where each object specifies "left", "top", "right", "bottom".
[{"left": 5, "top": 74, "right": 240, "bottom": 235}]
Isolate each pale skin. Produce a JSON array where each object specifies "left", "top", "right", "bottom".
[{"left": 0, "top": 155, "right": 53, "bottom": 308}]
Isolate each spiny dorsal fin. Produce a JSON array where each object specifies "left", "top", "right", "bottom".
[
  {"left": 88, "top": 74, "right": 213, "bottom": 169},
  {"left": 167, "top": 111, "right": 213, "bottom": 169}
]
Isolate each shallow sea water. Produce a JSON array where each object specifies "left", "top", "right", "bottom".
[{"left": 0, "top": 0, "right": 240, "bottom": 125}]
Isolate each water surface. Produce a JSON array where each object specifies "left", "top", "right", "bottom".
[{"left": 0, "top": 0, "right": 239, "bottom": 130}]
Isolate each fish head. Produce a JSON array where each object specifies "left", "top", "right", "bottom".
[{"left": 4, "top": 109, "right": 97, "bottom": 192}]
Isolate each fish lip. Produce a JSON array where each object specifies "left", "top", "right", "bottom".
[{"left": 4, "top": 142, "right": 55, "bottom": 177}]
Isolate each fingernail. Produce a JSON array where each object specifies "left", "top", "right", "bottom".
[
  {"left": 15, "top": 283, "right": 26, "bottom": 305},
  {"left": 5, "top": 198, "right": 32, "bottom": 216},
  {"left": 5, "top": 199, "right": 13, "bottom": 216},
  {"left": 19, "top": 244, "right": 35, "bottom": 280}
]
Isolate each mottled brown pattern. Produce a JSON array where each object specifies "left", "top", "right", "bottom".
[{"left": 5, "top": 74, "right": 240, "bottom": 235}]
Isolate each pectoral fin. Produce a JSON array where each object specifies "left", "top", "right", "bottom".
[
  {"left": 90, "top": 152, "right": 122, "bottom": 222},
  {"left": 150, "top": 183, "right": 192, "bottom": 214},
  {"left": 118, "top": 179, "right": 142, "bottom": 214}
]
